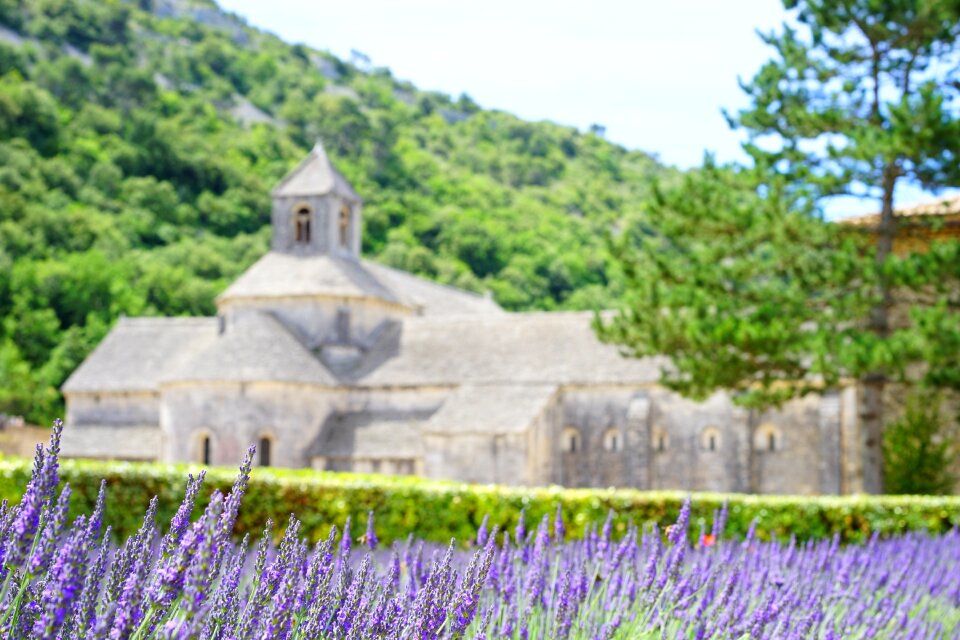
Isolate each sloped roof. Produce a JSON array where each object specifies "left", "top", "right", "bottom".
[
  {"left": 272, "top": 142, "right": 361, "bottom": 201},
  {"left": 361, "top": 260, "right": 503, "bottom": 315},
  {"left": 217, "top": 252, "right": 504, "bottom": 316},
  {"left": 168, "top": 311, "right": 336, "bottom": 385},
  {"left": 217, "top": 252, "right": 404, "bottom": 305},
  {"left": 310, "top": 409, "right": 434, "bottom": 458},
  {"left": 62, "top": 317, "right": 218, "bottom": 393},
  {"left": 425, "top": 384, "right": 558, "bottom": 434},
  {"left": 840, "top": 194, "right": 960, "bottom": 227},
  {"left": 357, "top": 311, "right": 665, "bottom": 387}
]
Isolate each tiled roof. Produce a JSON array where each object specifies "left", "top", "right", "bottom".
[
  {"left": 62, "top": 317, "right": 218, "bottom": 393},
  {"left": 217, "top": 252, "right": 503, "bottom": 316},
  {"left": 271, "top": 142, "right": 361, "bottom": 201},
  {"left": 217, "top": 252, "right": 403, "bottom": 305},
  {"left": 168, "top": 311, "right": 336, "bottom": 385},
  {"left": 425, "top": 384, "right": 558, "bottom": 434},
  {"left": 840, "top": 195, "right": 960, "bottom": 227},
  {"left": 357, "top": 311, "right": 665, "bottom": 387}
]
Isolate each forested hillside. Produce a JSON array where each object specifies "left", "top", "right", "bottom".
[{"left": 0, "top": 0, "right": 675, "bottom": 422}]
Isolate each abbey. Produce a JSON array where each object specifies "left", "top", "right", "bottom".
[{"left": 63, "top": 144, "right": 863, "bottom": 494}]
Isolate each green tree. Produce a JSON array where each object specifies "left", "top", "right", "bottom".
[
  {"left": 600, "top": 0, "right": 960, "bottom": 493},
  {"left": 883, "top": 391, "right": 956, "bottom": 494}
]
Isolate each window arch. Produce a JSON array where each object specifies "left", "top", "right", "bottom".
[
  {"left": 561, "top": 427, "right": 580, "bottom": 453},
  {"left": 259, "top": 434, "right": 274, "bottom": 467},
  {"left": 197, "top": 432, "right": 212, "bottom": 465},
  {"left": 652, "top": 428, "right": 669, "bottom": 453},
  {"left": 700, "top": 427, "right": 722, "bottom": 453},
  {"left": 754, "top": 423, "right": 782, "bottom": 452},
  {"left": 294, "top": 204, "right": 312, "bottom": 243},
  {"left": 339, "top": 204, "right": 351, "bottom": 247},
  {"left": 602, "top": 428, "right": 623, "bottom": 452}
]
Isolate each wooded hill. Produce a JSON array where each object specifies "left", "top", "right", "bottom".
[{"left": 0, "top": 0, "right": 676, "bottom": 422}]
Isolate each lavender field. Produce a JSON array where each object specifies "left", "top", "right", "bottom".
[{"left": 0, "top": 423, "right": 957, "bottom": 639}]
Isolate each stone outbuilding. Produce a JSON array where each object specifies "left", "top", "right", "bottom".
[{"left": 63, "top": 144, "right": 864, "bottom": 494}]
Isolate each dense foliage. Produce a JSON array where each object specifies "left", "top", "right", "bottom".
[
  {"left": 883, "top": 390, "right": 957, "bottom": 495},
  {"left": 599, "top": 0, "right": 960, "bottom": 493},
  {"left": 0, "top": 424, "right": 957, "bottom": 638},
  {"left": 1, "top": 448, "right": 958, "bottom": 546},
  {"left": 0, "top": 0, "right": 674, "bottom": 423}
]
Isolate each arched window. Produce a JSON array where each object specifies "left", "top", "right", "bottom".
[
  {"left": 652, "top": 428, "right": 669, "bottom": 453},
  {"left": 339, "top": 204, "right": 351, "bottom": 247},
  {"left": 603, "top": 428, "right": 622, "bottom": 452},
  {"left": 561, "top": 427, "right": 580, "bottom": 453},
  {"left": 700, "top": 427, "right": 722, "bottom": 452},
  {"left": 295, "top": 205, "right": 311, "bottom": 244},
  {"left": 754, "top": 423, "right": 782, "bottom": 453},
  {"left": 201, "top": 435, "right": 212, "bottom": 465},
  {"left": 259, "top": 435, "right": 273, "bottom": 467}
]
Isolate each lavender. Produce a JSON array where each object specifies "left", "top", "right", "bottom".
[
  {"left": 364, "top": 510, "right": 378, "bottom": 551},
  {"left": 0, "top": 422, "right": 956, "bottom": 639}
]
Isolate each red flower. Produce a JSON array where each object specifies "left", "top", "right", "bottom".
[{"left": 701, "top": 534, "right": 717, "bottom": 548}]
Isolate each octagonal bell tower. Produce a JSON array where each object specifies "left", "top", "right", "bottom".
[{"left": 271, "top": 142, "right": 363, "bottom": 258}]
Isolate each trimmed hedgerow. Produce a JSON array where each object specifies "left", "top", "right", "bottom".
[{"left": 0, "top": 457, "right": 957, "bottom": 545}]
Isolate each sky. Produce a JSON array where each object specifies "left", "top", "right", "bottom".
[{"left": 218, "top": 0, "right": 951, "bottom": 219}]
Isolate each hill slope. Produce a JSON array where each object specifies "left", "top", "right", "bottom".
[{"left": 0, "top": 0, "right": 676, "bottom": 422}]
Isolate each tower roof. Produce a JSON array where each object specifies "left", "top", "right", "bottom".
[{"left": 271, "top": 142, "right": 361, "bottom": 201}]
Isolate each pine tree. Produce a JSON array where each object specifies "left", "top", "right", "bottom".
[{"left": 600, "top": 0, "right": 960, "bottom": 493}]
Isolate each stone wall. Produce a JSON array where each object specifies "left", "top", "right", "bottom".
[
  {"left": 555, "top": 387, "right": 652, "bottom": 489},
  {"left": 65, "top": 391, "right": 160, "bottom": 428},
  {"left": 62, "top": 391, "right": 163, "bottom": 461},
  {"left": 271, "top": 194, "right": 361, "bottom": 258},
  {"left": 0, "top": 425, "right": 50, "bottom": 458},
  {"left": 422, "top": 431, "right": 531, "bottom": 485},
  {"left": 550, "top": 387, "right": 847, "bottom": 494},
  {"left": 59, "top": 425, "right": 161, "bottom": 461},
  {"left": 160, "top": 381, "right": 337, "bottom": 467},
  {"left": 421, "top": 387, "right": 558, "bottom": 485},
  {"left": 751, "top": 394, "right": 829, "bottom": 495}
]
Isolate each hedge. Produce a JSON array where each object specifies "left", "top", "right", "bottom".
[{"left": 0, "top": 457, "right": 957, "bottom": 545}]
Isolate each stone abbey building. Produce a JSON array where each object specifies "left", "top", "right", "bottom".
[{"left": 63, "top": 145, "right": 864, "bottom": 494}]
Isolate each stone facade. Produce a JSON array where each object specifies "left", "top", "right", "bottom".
[{"left": 62, "top": 143, "right": 863, "bottom": 494}]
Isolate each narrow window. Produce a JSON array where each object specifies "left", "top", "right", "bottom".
[
  {"left": 754, "top": 423, "right": 781, "bottom": 453},
  {"left": 295, "top": 206, "right": 311, "bottom": 243},
  {"left": 652, "top": 428, "right": 669, "bottom": 453},
  {"left": 259, "top": 436, "right": 272, "bottom": 467},
  {"left": 339, "top": 204, "right": 350, "bottom": 247},
  {"left": 561, "top": 427, "right": 580, "bottom": 453},
  {"left": 202, "top": 436, "right": 211, "bottom": 465},
  {"left": 603, "top": 428, "right": 622, "bottom": 452},
  {"left": 700, "top": 427, "right": 721, "bottom": 452}
]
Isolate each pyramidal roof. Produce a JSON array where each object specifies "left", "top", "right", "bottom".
[{"left": 271, "top": 142, "right": 361, "bottom": 201}]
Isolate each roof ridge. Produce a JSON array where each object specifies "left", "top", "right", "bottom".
[
  {"left": 256, "top": 310, "right": 334, "bottom": 375},
  {"left": 840, "top": 193, "right": 960, "bottom": 225},
  {"left": 119, "top": 316, "right": 217, "bottom": 326},
  {"left": 363, "top": 259, "right": 493, "bottom": 302}
]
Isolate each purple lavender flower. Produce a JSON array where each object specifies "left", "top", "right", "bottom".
[
  {"left": 514, "top": 508, "right": 526, "bottom": 547},
  {"left": 364, "top": 510, "right": 378, "bottom": 551},
  {"left": 28, "top": 483, "right": 72, "bottom": 575},
  {"left": 553, "top": 503, "right": 565, "bottom": 543},
  {"left": 476, "top": 514, "right": 489, "bottom": 547},
  {"left": 32, "top": 514, "right": 88, "bottom": 639}
]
